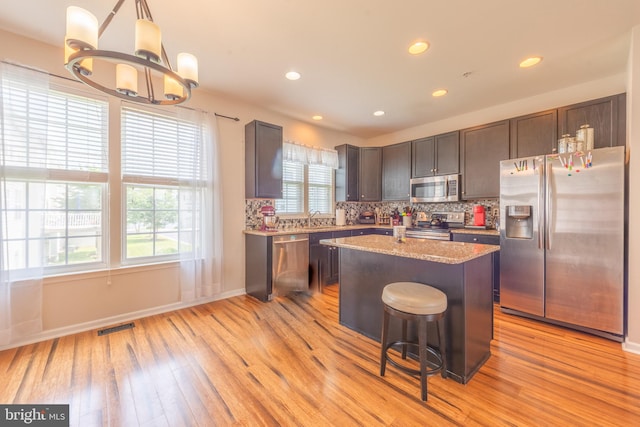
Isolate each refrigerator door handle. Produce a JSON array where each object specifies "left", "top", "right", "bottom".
[
  {"left": 537, "top": 158, "right": 544, "bottom": 249},
  {"left": 546, "top": 161, "right": 553, "bottom": 250}
]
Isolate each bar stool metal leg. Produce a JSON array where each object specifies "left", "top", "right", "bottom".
[
  {"left": 418, "top": 318, "right": 428, "bottom": 401},
  {"left": 437, "top": 318, "right": 447, "bottom": 379},
  {"left": 380, "top": 307, "right": 390, "bottom": 376},
  {"left": 401, "top": 319, "right": 408, "bottom": 360}
]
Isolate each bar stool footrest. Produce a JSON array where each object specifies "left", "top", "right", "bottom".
[{"left": 383, "top": 340, "right": 444, "bottom": 377}]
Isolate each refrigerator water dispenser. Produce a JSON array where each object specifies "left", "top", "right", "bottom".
[{"left": 505, "top": 205, "right": 532, "bottom": 239}]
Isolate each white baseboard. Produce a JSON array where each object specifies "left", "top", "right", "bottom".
[
  {"left": 623, "top": 339, "right": 640, "bottom": 355},
  {"left": 0, "top": 288, "right": 246, "bottom": 352}
]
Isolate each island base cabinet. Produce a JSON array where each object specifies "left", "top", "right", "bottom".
[{"left": 338, "top": 248, "right": 493, "bottom": 384}]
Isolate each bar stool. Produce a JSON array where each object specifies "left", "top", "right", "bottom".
[{"left": 379, "top": 282, "right": 447, "bottom": 401}]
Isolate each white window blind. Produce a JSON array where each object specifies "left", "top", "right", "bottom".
[
  {"left": 276, "top": 160, "right": 304, "bottom": 214},
  {"left": 308, "top": 164, "right": 333, "bottom": 214},
  {"left": 122, "top": 106, "right": 201, "bottom": 184},
  {"left": 1, "top": 77, "right": 108, "bottom": 178}
]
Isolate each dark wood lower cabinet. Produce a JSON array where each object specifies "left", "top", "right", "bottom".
[
  {"left": 452, "top": 232, "right": 500, "bottom": 302},
  {"left": 245, "top": 234, "right": 273, "bottom": 302},
  {"left": 310, "top": 230, "right": 353, "bottom": 291}
]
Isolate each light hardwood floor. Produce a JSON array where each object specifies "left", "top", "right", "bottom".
[{"left": 1, "top": 285, "right": 639, "bottom": 426}]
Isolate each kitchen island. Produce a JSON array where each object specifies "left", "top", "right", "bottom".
[{"left": 320, "top": 234, "right": 499, "bottom": 384}]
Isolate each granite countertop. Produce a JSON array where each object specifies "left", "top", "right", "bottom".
[
  {"left": 244, "top": 224, "right": 500, "bottom": 237},
  {"left": 320, "top": 234, "right": 499, "bottom": 265},
  {"left": 243, "top": 224, "right": 388, "bottom": 237},
  {"left": 451, "top": 228, "right": 500, "bottom": 236}
]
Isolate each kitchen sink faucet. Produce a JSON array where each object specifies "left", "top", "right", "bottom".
[{"left": 308, "top": 210, "right": 321, "bottom": 227}]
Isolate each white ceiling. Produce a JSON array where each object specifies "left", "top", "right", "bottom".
[{"left": 1, "top": 0, "right": 639, "bottom": 138}]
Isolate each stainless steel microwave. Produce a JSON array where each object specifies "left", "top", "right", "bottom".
[{"left": 410, "top": 174, "right": 460, "bottom": 203}]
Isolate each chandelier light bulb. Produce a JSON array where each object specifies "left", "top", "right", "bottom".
[
  {"left": 177, "top": 53, "right": 199, "bottom": 86},
  {"left": 135, "top": 19, "right": 162, "bottom": 63},
  {"left": 66, "top": 6, "right": 98, "bottom": 50}
]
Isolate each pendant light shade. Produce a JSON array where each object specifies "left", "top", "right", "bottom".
[
  {"left": 164, "top": 75, "right": 183, "bottom": 100},
  {"left": 116, "top": 64, "right": 138, "bottom": 97},
  {"left": 66, "top": 6, "right": 98, "bottom": 50},
  {"left": 64, "top": 37, "right": 93, "bottom": 76},
  {"left": 177, "top": 53, "right": 199, "bottom": 87},
  {"left": 135, "top": 19, "right": 162, "bottom": 63}
]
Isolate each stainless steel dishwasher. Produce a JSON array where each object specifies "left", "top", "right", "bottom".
[{"left": 272, "top": 234, "right": 310, "bottom": 297}]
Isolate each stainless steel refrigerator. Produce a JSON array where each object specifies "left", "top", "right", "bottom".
[{"left": 499, "top": 146, "right": 625, "bottom": 341}]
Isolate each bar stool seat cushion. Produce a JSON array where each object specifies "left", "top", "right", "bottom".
[{"left": 382, "top": 282, "right": 447, "bottom": 315}]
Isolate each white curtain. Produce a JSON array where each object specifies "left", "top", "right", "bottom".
[
  {"left": 178, "top": 109, "right": 223, "bottom": 301},
  {"left": 0, "top": 63, "right": 47, "bottom": 345},
  {"left": 283, "top": 140, "right": 339, "bottom": 169}
]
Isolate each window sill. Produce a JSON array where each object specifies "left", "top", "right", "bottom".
[{"left": 44, "top": 260, "right": 181, "bottom": 285}]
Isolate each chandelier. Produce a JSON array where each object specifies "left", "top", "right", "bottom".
[{"left": 64, "top": 0, "right": 198, "bottom": 105}]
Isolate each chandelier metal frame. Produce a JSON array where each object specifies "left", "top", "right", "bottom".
[{"left": 65, "top": 0, "right": 198, "bottom": 106}]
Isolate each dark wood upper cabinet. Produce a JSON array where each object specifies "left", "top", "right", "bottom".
[
  {"left": 335, "top": 144, "right": 360, "bottom": 201},
  {"left": 434, "top": 131, "right": 460, "bottom": 175},
  {"left": 412, "top": 136, "right": 435, "bottom": 177},
  {"left": 460, "top": 120, "right": 510, "bottom": 200},
  {"left": 382, "top": 142, "right": 411, "bottom": 201},
  {"left": 558, "top": 93, "right": 626, "bottom": 148},
  {"left": 412, "top": 131, "right": 459, "bottom": 177},
  {"left": 359, "top": 147, "right": 382, "bottom": 202},
  {"left": 510, "top": 109, "right": 557, "bottom": 158},
  {"left": 245, "top": 120, "right": 283, "bottom": 199}
]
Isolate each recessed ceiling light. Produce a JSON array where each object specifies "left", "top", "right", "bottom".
[
  {"left": 432, "top": 89, "right": 448, "bottom": 97},
  {"left": 519, "top": 56, "right": 542, "bottom": 68},
  {"left": 408, "top": 41, "right": 429, "bottom": 55},
  {"left": 373, "top": 110, "right": 385, "bottom": 117},
  {"left": 312, "top": 115, "right": 323, "bottom": 121},
  {"left": 285, "top": 71, "right": 301, "bottom": 80}
]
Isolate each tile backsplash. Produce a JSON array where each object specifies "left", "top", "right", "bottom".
[{"left": 245, "top": 199, "right": 500, "bottom": 230}]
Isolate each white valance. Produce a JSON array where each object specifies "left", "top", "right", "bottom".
[{"left": 283, "top": 140, "right": 339, "bottom": 169}]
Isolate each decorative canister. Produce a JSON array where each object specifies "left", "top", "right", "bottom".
[
  {"left": 557, "top": 134, "right": 571, "bottom": 153},
  {"left": 576, "top": 124, "right": 594, "bottom": 150}
]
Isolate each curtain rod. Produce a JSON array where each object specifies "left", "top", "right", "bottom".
[{"left": 1, "top": 60, "right": 240, "bottom": 122}]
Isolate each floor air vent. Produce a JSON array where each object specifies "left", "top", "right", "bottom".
[{"left": 97, "top": 322, "right": 135, "bottom": 336}]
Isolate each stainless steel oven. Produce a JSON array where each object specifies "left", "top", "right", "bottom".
[{"left": 410, "top": 174, "right": 460, "bottom": 203}]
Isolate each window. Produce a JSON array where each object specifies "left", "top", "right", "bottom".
[
  {"left": 1, "top": 75, "right": 108, "bottom": 273},
  {"left": 276, "top": 160, "right": 334, "bottom": 215},
  {"left": 308, "top": 163, "right": 333, "bottom": 214},
  {"left": 121, "top": 106, "right": 202, "bottom": 262}
]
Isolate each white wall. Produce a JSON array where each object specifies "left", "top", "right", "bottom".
[
  {"left": 0, "top": 29, "right": 363, "bottom": 349},
  {"left": 624, "top": 26, "right": 640, "bottom": 352},
  {"left": 365, "top": 73, "right": 627, "bottom": 147}
]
